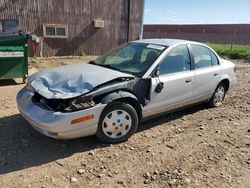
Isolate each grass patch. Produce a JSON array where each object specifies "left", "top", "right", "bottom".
[{"left": 207, "top": 43, "right": 250, "bottom": 60}]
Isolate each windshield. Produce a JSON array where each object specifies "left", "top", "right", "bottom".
[{"left": 90, "top": 42, "right": 167, "bottom": 77}]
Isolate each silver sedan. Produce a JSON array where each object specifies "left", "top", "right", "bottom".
[{"left": 17, "top": 39, "right": 237, "bottom": 143}]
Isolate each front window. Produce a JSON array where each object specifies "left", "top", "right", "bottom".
[
  {"left": 90, "top": 43, "right": 166, "bottom": 76},
  {"left": 159, "top": 45, "right": 191, "bottom": 75}
]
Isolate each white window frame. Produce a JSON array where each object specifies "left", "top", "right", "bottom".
[{"left": 43, "top": 24, "right": 68, "bottom": 38}]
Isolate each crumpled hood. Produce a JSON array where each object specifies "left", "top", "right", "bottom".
[{"left": 28, "top": 63, "right": 134, "bottom": 99}]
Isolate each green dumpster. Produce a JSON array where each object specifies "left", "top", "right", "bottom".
[{"left": 0, "top": 35, "right": 30, "bottom": 83}]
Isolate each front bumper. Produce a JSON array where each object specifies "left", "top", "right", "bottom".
[{"left": 16, "top": 88, "right": 106, "bottom": 139}]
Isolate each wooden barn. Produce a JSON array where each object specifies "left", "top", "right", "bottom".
[{"left": 0, "top": 0, "right": 144, "bottom": 57}]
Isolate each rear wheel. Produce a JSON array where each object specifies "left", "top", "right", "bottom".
[
  {"left": 209, "top": 83, "right": 226, "bottom": 107},
  {"left": 96, "top": 102, "right": 138, "bottom": 143}
]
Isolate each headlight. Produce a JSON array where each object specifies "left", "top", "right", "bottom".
[
  {"left": 25, "top": 82, "right": 34, "bottom": 92},
  {"left": 33, "top": 94, "right": 95, "bottom": 112},
  {"left": 64, "top": 95, "right": 95, "bottom": 112}
]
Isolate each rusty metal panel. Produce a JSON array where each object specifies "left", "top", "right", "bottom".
[
  {"left": 0, "top": 0, "right": 144, "bottom": 56},
  {"left": 144, "top": 24, "right": 250, "bottom": 44},
  {"left": 144, "top": 24, "right": 250, "bottom": 34}
]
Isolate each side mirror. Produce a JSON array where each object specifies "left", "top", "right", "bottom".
[{"left": 153, "top": 67, "right": 160, "bottom": 78}]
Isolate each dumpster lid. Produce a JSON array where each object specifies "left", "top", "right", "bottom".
[
  {"left": 0, "top": 35, "right": 30, "bottom": 46},
  {"left": 0, "top": 46, "right": 24, "bottom": 51}
]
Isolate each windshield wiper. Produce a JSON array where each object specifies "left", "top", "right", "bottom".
[
  {"left": 89, "top": 61, "right": 98, "bottom": 65},
  {"left": 89, "top": 61, "right": 120, "bottom": 71},
  {"left": 89, "top": 61, "right": 136, "bottom": 76},
  {"left": 89, "top": 61, "right": 114, "bottom": 69}
]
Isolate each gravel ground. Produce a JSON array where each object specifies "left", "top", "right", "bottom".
[{"left": 0, "top": 58, "right": 249, "bottom": 188}]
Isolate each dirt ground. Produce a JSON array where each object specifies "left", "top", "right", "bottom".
[{"left": 0, "top": 57, "right": 249, "bottom": 188}]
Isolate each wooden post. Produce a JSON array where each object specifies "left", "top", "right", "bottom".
[{"left": 230, "top": 29, "right": 237, "bottom": 51}]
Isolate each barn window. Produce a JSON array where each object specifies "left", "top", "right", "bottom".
[
  {"left": 43, "top": 24, "right": 68, "bottom": 38},
  {"left": 2, "top": 19, "right": 18, "bottom": 33}
]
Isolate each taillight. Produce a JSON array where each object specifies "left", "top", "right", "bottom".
[{"left": 233, "top": 66, "right": 237, "bottom": 73}]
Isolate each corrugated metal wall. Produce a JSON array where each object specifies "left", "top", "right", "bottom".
[
  {"left": 0, "top": 0, "right": 144, "bottom": 56},
  {"left": 144, "top": 24, "right": 250, "bottom": 44}
]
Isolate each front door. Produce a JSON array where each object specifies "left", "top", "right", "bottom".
[{"left": 143, "top": 44, "right": 194, "bottom": 117}]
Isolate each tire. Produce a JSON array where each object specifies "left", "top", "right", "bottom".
[
  {"left": 96, "top": 101, "right": 138, "bottom": 143},
  {"left": 209, "top": 83, "right": 226, "bottom": 107}
]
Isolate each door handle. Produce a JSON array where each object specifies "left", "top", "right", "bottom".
[
  {"left": 185, "top": 79, "right": 192, "bottom": 83},
  {"left": 214, "top": 73, "right": 219, "bottom": 76}
]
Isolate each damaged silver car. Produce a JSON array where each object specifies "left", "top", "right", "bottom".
[{"left": 17, "top": 39, "right": 236, "bottom": 143}]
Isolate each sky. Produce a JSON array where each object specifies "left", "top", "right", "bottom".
[{"left": 144, "top": 0, "right": 250, "bottom": 24}]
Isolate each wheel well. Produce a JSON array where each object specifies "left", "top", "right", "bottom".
[
  {"left": 219, "top": 79, "right": 230, "bottom": 92},
  {"left": 114, "top": 97, "right": 142, "bottom": 120}
]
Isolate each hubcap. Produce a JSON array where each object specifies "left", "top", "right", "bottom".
[
  {"left": 102, "top": 110, "right": 132, "bottom": 139},
  {"left": 213, "top": 86, "right": 225, "bottom": 106}
]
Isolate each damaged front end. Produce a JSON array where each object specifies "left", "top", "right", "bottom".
[
  {"left": 30, "top": 76, "right": 151, "bottom": 113},
  {"left": 32, "top": 92, "right": 96, "bottom": 112},
  {"left": 17, "top": 73, "right": 153, "bottom": 140},
  {"left": 17, "top": 82, "right": 107, "bottom": 139}
]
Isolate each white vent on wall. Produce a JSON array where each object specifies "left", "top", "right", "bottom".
[{"left": 94, "top": 20, "right": 104, "bottom": 28}]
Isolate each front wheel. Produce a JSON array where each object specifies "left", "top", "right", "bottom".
[
  {"left": 209, "top": 83, "right": 226, "bottom": 107},
  {"left": 96, "top": 102, "right": 138, "bottom": 143}
]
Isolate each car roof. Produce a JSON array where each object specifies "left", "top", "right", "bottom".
[{"left": 132, "top": 38, "right": 194, "bottom": 47}]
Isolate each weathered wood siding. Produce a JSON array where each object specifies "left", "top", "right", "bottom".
[{"left": 0, "top": 0, "right": 144, "bottom": 56}]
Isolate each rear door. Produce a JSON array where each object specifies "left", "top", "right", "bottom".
[
  {"left": 190, "top": 44, "right": 221, "bottom": 100},
  {"left": 144, "top": 44, "right": 194, "bottom": 116}
]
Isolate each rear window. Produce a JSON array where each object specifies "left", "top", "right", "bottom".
[
  {"left": 191, "top": 44, "right": 212, "bottom": 69},
  {"left": 210, "top": 51, "right": 219, "bottom": 66}
]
